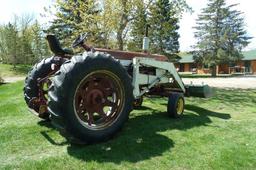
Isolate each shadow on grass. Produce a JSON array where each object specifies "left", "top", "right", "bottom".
[
  {"left": 133, "top": 105, "right": 153, "bottom": 111},
  {"left": 211, "top": 89, "right": 256, "bottom": 107},
  {"left": 67, "top": 112, "right": 174, "bottom": 163},
  {"left": 14, "top": 65, "right": 32, "bottom": 74},
  {"left": 35, "top": 95, "right": 230, "bottom": 163},
  {"left": 0, "top": 82, "right": 8, "bottom": 86},
  {"left": 185, "top": 104, "right": 231, "bottom": 120},
  {"left": 8, "top": 65, "right": 32, "bottom": 75},
  {"left": 38, "top": 121, "right": 69, "bottom": 146},
  {"left": 65, "top": 105, "right": 230, "bottom": 163}
]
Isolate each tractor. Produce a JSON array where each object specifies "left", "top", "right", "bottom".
[{"left": 24, "top": 33, "right": 212, "bottom": 144}]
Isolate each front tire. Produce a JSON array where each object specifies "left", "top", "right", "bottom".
[
  {"left": 48, "top": 52, "right": 134, "bottom": 143},
  {"left": 167, "top": 93, "right": 185, "bottom": 118}
]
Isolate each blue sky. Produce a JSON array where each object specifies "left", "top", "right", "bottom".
[{"left": 1, "top": 0, "right": 255, "bottom": 51}]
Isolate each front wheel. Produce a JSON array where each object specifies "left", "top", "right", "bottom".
[
  {"left": 48, "top": 52, "right": 134, "bottom": 143},
  {"left": 167, "top": 93, "right": 185, "bottom": 118}
]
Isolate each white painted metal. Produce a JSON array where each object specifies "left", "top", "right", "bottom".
[
  {"left": 120, "top": 60, "right": 132, "bottom": 67},
  {"left": 131, "top": 57, "right": 185, "bottom": 98},
  {"left": 143, "top": 37, "right": 149, "bottom": 51},
  {"left": 138, "top": 73, "right": 167, "bottom": 97}
]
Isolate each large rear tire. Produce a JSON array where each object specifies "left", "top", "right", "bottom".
[
  {"left": 48, "top": 52, "right": 134, "bottom": 144},
  {"left": 24, "top": 57, "right": 54, "bottom": 119}
]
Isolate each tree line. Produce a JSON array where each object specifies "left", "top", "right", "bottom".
[
  {"left": 0, "top": 14, "right": 50, "bottom": 67},
  {"left": 0, "top": 0, "right": 251, "bottom": 77},
  {"left": 46, "top": 0, "right": 190, "bottom": 59}
]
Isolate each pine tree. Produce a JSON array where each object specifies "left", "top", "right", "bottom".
[
  {"left": 47, "top": 0, "right": 189, "bottom": 51},
  {"left": 149, "top": 0, "right": 180, "bottom": 59},
  {"left": 223, "top": 5, "right": 251, "bottom": 62},
  {"left": 128, "top": 1, "right": 147, "bottom": 51},
  {"left": 193, "top": 0, "right": 251, "bottom": 76},
  {"left": 31, "top": 21, "right": 50, "bottom": 62},
  {"left": 47, "top": 0, "right": 100, "bottom": 47}
]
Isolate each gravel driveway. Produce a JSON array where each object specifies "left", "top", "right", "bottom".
[
  {"left": 2, "top": 77, "right": 25, "bottom": 83},
  {"left": 182, "top": 77, "right": 256, "bottom": 89},
  {"left": 2, "top": 76, "right": 256, "bottom": 89}
]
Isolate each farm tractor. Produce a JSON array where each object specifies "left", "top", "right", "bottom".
[{"left": 24, "top": 33, "right": 212, "bottom": 144}]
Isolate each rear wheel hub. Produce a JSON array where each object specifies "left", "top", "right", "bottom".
[{"left": 74, "top": 71, "right": 124, "bottom": 130}]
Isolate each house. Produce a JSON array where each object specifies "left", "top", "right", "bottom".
[{"left": 175, "top": 50, "right": 256, "bottom": 75}]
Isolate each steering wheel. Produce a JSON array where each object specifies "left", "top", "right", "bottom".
[{"left": 72, "top": 33, "right": 87, "bottom": 48}]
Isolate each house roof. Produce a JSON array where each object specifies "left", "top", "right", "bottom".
[
  {"left": 178, "top": 54, "right": 194, "bottom": 63},
  {"left": 242, "top": 50, "right": 256, "bottom": 60},
  {"left": 177, "top": 49, "right": 256, "bottom": 63}
]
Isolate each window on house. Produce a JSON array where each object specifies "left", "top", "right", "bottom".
[{"left": 179, "top": 64, "right": 184, "bottom": 72}]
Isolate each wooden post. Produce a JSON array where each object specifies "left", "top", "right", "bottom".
[{"left": 216, "top": 65, "right": 219, "bottom": 75}]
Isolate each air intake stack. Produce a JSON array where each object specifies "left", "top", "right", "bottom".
[{"left": 143, "top": 25, "right": 150, "bottom": 53}]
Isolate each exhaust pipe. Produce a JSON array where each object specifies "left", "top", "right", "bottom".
[{"left": 143, "top": 24, "right": 150, "bottom": 53}]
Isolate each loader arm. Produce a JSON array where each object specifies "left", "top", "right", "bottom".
[{"left": 132, "top": 57, "right": 185, "bottom": 99}]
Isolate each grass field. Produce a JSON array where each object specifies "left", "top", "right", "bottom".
[
  {"left": 0, "top": 64, "right": 31, "bottom": 78},
  {"left": 0, "top": 81, "right": 256, "bottom": 169}
]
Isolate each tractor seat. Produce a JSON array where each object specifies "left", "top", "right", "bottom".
[{"left": 46, "top": 35, "right": 73, "bottom": 56}]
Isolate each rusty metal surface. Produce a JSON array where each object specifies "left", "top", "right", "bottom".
[
  {"left": 94, "top": 48, "right": 168, "bottom": 61},
  {"left": 74, "top": 71, "right": 124, "bottom": 130},
  {"left": 29, "top": 66, "right": 60, "bottom": 117}
]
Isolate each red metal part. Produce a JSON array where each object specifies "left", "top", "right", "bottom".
[
  {"left": 30, "top": 66, "right": 60, "bottom": 117},
  {"left": 94, "top": 48, "right": 168, "bottom": 61},
  {"left": 74, "top": 71, "right": 123, "bottom": 129},
  {"left": 81, "top": 44, "right": 168, "bottom": 61}
]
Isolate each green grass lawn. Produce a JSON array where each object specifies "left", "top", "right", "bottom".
[
  {"left": 0, "top": 64, "right": 31, "bottom": 78},
  {"left": 0, "top": 81, "right": 256, "bottom": 169}
]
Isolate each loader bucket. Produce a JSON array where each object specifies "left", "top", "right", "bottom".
[{"left": 185, "top": 85, "right": 214, "bottom": 98}]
